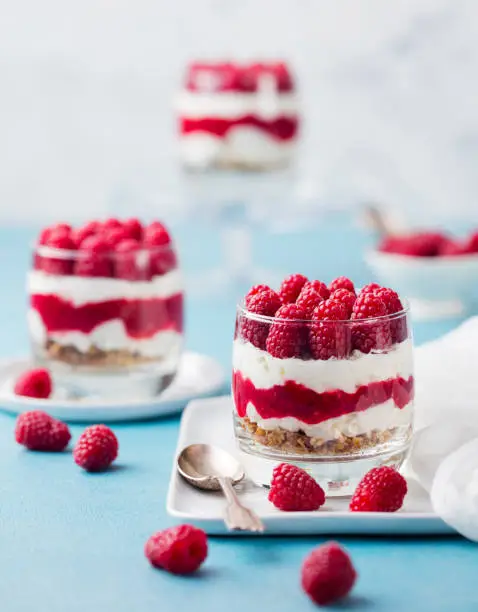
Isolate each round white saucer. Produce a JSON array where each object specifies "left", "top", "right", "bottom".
[{"left": 0, "top": 352, "right": 226, "bottom": 422}]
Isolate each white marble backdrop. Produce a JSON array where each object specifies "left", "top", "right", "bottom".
[{"left": 1, "top": 0, "right": 478, "bottom": 224}]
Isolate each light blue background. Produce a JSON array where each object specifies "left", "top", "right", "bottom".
[{"left": 1, "top": 217, "right": 477, "bottom": 612}]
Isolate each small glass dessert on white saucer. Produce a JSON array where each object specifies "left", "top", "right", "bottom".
[
  {"left": 232, "top": 274, "right": 414, "bottom": 494},
  {"left": 28, "top": 218, "right": 183, "bottom": 399}
]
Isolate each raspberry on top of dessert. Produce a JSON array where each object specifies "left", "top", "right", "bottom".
[
  {"left": 233, "top": 274, "right": 413, "bottom": 457},
  {"left": 378, "top": 229, "right": 478, "bottom": 258},
  {"left": 28, "top": 218, "right": 183, "bottom": 368},
  {"left": 177, "top": 60, "right": 300, "bottom": 170}
]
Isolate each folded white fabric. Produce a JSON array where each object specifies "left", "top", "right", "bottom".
[{"left": 410, "top": 318, "right": 478, "bottom": 539}]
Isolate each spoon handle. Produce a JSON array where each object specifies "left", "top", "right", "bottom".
[{"left": 217, "top": 477, "right": 264, "bottom": 533}]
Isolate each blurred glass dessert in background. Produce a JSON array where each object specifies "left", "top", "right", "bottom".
[{"left": 176, "top": 60, "right": 300, "bottom": 171}]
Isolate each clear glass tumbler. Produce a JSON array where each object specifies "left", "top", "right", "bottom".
[
  {"left": 28, "top": 236, "right": 183, "bottom": 400},
  {"left": 232, "top": 304, "right": 414, "bottom": 494}
]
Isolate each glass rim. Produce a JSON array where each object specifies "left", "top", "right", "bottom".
[
  {"left": 236, "top": 298, "right": 410, "bottom": 325},
  {"left": 33, "top": 241, "right": 176, "bottom": 260}
]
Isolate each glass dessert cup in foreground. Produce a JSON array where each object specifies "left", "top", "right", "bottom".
[
  {"left": 28, "top": 219, "right": 184, "bottom": 400},
  {"left": 232, "top": 296, "right": 414, "bottom": 495}
]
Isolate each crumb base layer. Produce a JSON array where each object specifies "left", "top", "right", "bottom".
[{"left": 43, "top": 340, "right": 160, "bottom": 367}]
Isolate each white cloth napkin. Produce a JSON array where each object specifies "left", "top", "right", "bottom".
[{"left": 411, "top": 317, "right": 478, "bottom": 540}]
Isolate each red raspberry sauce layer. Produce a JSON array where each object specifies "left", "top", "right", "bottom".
[
  {"left": 233, "top": 371, "right": 414, "bottom": 425},
  {"left": 31, "top": 293, "right": 183, "bottom": 340},
  {"left": 180, "top": 116, "right": 298, "bottom": 141}
]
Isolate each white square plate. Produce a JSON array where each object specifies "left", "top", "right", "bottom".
[{"left": 166, "top": 396, "right": 455, "bottom": 535}]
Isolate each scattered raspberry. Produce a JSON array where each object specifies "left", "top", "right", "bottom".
[
  {"left": 245, "top": 284, "right": 271, "bottom": 307},
  {"left": 302, "top": 280, "right": 330, "bottom": 300},
  {"left": 15, "top": 410, "right": 71, "bottom": 452},
  {"left": 241, "top": 289, "right": 282, "bottom": 349},
  {"left": 349, "top": 466, "right": 408, "bottom": 512},
  {"left": 329, "top": 289, "right": 356, "bottom": 316},
  {"left": 266, "top": 304, "right": 308, "bottom": 358},
  {"left": 313, "top": 298, "right": 349, "bottom": 321},
  {"left": 279, "top": 273, "right": 308, "bottom": 303},
  {"left": 73, "top": 424, "right": 118, "bottom": 472},
  {"left": 296, "top": 288, "right": 324, "bottom": 317},
  {"left": 74, "top": 235, "right": 112, "bottom": 278},
  {"left": 114, "top": 239, "right": 150, "bottom": 281},
  {"left": 145, "top": 524, "right": 208, "bottom": 575},
  {"left": 351, "top": 293, "right": 391, "bottom": 353},
  {"left": 71, "top": 221, "right": 100, "bottom": 247},
  {"left": 309, "top": 320, "right": 350, "bottom": 360},
  {"left": 301, "top": 542, "right": 357, "bottom": 606},
  {"left": 123, "top": 218, "right": 143, "bottom": 241},
  {"left": 359, "top": 282, "right": 381, "bottom": 295},
  {"left": 329, "top": 276, "right": 355, "bottom": 294},
  {"left": 41, "top": 230, "right": 76, "bottom": 275},
  {"left": 268, "top": 463, "right": 325, "bottom": 511},
  {"left": 14, "top": 368, "right": 53, "bottom": 399}
]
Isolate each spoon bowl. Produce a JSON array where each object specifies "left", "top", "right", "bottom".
[{"left": 177, "top": 443, "right": 245, "bottom": 491}]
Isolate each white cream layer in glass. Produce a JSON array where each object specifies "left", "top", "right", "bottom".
[
  {"left": 176, "top": 92, "right": 298, "bottom": 118},
  {"left": 28, "top": 310, "right": 182, "bottom": 359},
  {"left": 233, "top": 339, "right": 413, "bottom": 395},
  {"left": 245, "top": 400, "right": 412, "bottom": 442},
  {"left": 179, "top": 130, "right": 296, "bottom": 169},
  {"left": 28, "top": 269, "right": 183, "bottom": 306}
]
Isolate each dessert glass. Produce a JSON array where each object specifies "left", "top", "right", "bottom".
[
  {"left": 232, "top": 305, "right": 414, "bottom": 494},
  {"left": 28, "top": 241, "right": 183, "bottom": 399}
]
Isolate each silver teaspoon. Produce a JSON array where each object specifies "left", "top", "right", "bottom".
[{"left": 177, "top": 444, "right": 264, "bottom": 533}]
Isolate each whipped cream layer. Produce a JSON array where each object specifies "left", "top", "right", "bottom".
[
  {"left": 28, "top": 309, "right": 182, "bottom": 358},
  {"left": 245, "top": 400, "right": 412, "bottom": 441},
  {"left": 177, "top": 91, "right": 299, "bottom": 119},
  {"left": 233, "top": 339, "right": 413, "bottom": 395},
  {"left": 180, "top": 130, "right": 296, "bottom": 169},
  {"left": 28, "top": 269, "right": 183, "bottom": 306}
]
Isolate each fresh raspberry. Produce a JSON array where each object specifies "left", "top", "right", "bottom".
[
  {"left": 268, "top": 463, "right": 325, "bottom": 511},
  {"left": 466, "top": 231, "right": 478, "bottom": 253},
  {"left": 329, "top": 289, "right": 356, "bottom": 316},
  {"left": 279, "top": 273, "right": 308, "bottom": 303},
  {"left": 266, "top": 304, "right": 308, "bottom": 358},
  {"left": 74, "top": 235, "right": 112, "bottom": 278},
  {"left": 73, "top": 424, "right": 118, "bottom": 472},
  {"left": 15, "top": 410, "right": 71, "bottom": 452},
  {"left": 351, "top": 293, "right": 391, "bottom": 353},
  {"left": 313, "top": 298, "right": 348, "bottom": 321},
  {"left": 40, "top": 230, "right": 76, "bottom": 275},
  {"left": 105, "top": 227, "right": 129, "bottom": 249},
  {"left": 309, "top": 320, "right": 350, "bottom": 360},
  {"left": 440, "top": 239, "right": 468, "bottom": 256},
  {"left": 379, "top": 232, "right": 446, "bottom": 257},
  {"left": 372, "top": 287, "right": 407, "bottom": 343},
  {"left": 102, "top": 218, "right": 122, "bottom": 232},
  {"left": 301, "top": 542, "right": 357, "bottom": 606},
  {"left": 145, "top": 524, "right": 208, "bottom": 575},
  {"left": 359, "top": 282, "right": 381, "bottom": 295},
  {"left": 123, "top": 218, "right": 143, "bottom": 241},
  {"left": 14, "top": 368, "right": 53, "bottom": 399},
  {"left": 71, "top": 221, "right": 100, "bottom": 247},
  {"left": 143, "top": 223, "right": 171, "bottom": 247},
  {"left": 302, "top": 280, "right": 330, "bottom": 300},
  {"left": 244, "top": 284, "right": 271, "bottom": 307},
  {"left": 349, "top": 466, "right": 408, "bottom": 512},
  {"left": 328, "top": 276, "right": 355, "bottom": 294},
  {"left": 241, "top": 289, "right": 281, "bottom": 349},
  {"left": 296, "top": 288, "right": 324, "bottom": 317},
  {"left": 114, "top": 239, "right": 150, "bottom": 281}
]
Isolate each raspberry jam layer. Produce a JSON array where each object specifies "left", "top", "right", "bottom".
[
  {"left": 232, "top": 370, "right": 414, "bottom": 425},
  {"left": 180, "top": 116, "right": 298, "bottom": 141},
  {"left": 31, "top": 293, "right": 183, "bottom": 340}
]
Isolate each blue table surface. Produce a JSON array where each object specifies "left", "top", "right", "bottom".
[{"left": 0, "top": 217, "right": 477, "bottom": 612}]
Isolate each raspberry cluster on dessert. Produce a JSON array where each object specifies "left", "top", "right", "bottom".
[
  {"left": 177, "top": 61, "right": 300, "bottom": 170},
  {"left": 28, "top": 218, "right": 183, "bottom": 369},
  {"left": 233, "top": 274, "right": 414, "bottom": 457},
  {"left": 378, "top": 229, "right": 478, "bottom": 257}
]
